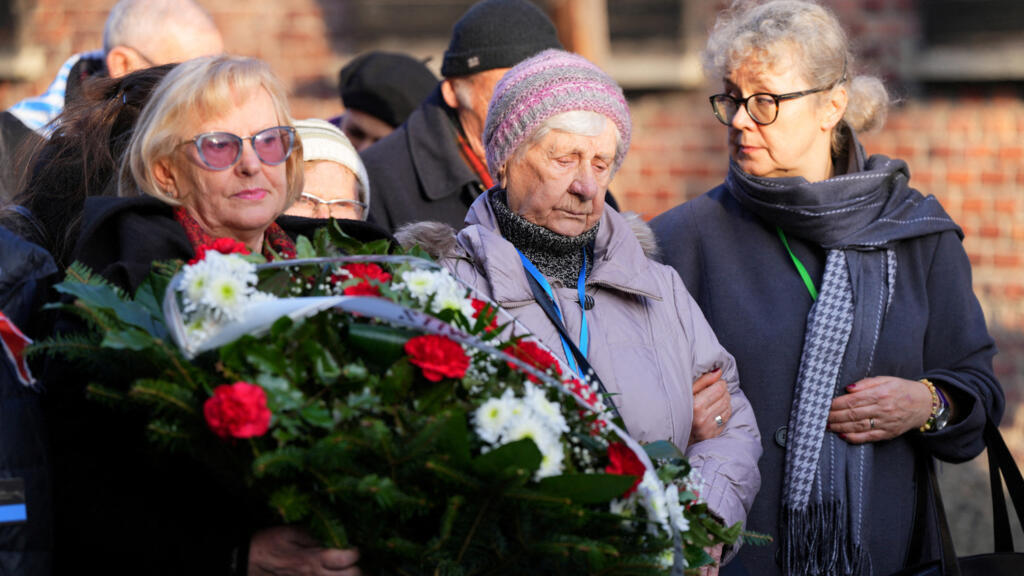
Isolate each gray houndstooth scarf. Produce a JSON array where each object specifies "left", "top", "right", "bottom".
[{"left": 726, "top": 132, "right": 961, "bottom": 575}]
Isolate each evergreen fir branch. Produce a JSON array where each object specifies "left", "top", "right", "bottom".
[
  {"left": 252, "top": 446, "right": 305, "bottom": 478},
  {"left": 156, "top": 340, "right": 204, "bottom": 392},
  {"left": 64, "top": 261, "right": 127, "bottom": 294},
  {"left": 129, "top": 379, "right": 198, "bottom": 415},
  {"left": 85, "top": 382, "right": 129, "bottom": 406},
  {"left": 146, "top": 419, "right": 194, "bottom": 452},
  {"left": 424, "top": 459, "right": 483, "bottom": 490},
  {"left": 432, "top": 495, "right": 465, "bottom": 552},
  {"left": 456, "top": 496, "right": 492, "bottom": 565},
  {"left": 738, "top": 530, "right": 773, "bottom": 547},
  {"left": 380, "top": 537, "right": 425, "bottom": 561},
  {"left": 309, "top": 506, "right": 349, "bottom": 550},
  {"left": 269, "top": 485, "right": 312, "bottom": 523},
  {"left": 25, "top": 332, "right": 103, "bottom": 362}
]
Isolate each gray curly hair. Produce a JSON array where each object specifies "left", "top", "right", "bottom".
[{"left": 703, "top": 0, "right": 889, "bottom": 154}]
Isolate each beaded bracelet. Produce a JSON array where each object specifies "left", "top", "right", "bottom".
[{"left": 919, "top": 378, "right": 941, "bottom": 432}]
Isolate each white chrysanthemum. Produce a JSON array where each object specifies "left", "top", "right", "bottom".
[
  {"left": 396, "top": 269, "right": 441, "bottom": 303},
  {"left": 202, "top": 273, "right": 250, "bottom": 320},
  {"left": 430, "top": 275, "right": 475, "bottom": 316},
  {"left": 184, "top": 316, "right": 217, "bottom": 346},
  {"left": 523, "top": 385, "right": 569, "bottom": 435},
  {"left": 609, "top": 493, "right": 639, "bottom": 530},
  {"left": 665, "top": 484, "right": 690, "bottom": 533},
  {"left": 657, "top": 548, "right": 676, "bottom": 569},
  {"left": 503, "top": 414, "right": 563, "bottom": 479},
  {"left": 637, "top": 471, "right": 671, "bottom": 536},
  {"left": 473, "top": 396, "right": 514, "bottom": 444},
  {"left": 534, "top": 436, "right": 565, "bottom": 479},
  {"left": 180, "top": 260, "right": 213, "bottom": 313}
]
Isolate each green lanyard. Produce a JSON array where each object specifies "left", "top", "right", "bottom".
[{"left": 776, "top": 226, "right": 818, "bottom": 301}]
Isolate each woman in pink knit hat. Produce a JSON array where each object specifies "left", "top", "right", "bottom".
[{"left": 398, "top": 49, "right": 762, "bottom": 575}]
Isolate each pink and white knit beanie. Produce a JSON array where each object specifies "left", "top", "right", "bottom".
[{"left": 483, "top": 49, "right": 632, "bottom": 183}]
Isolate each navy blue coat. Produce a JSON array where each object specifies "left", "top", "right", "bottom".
[
  {"left": 0, "top": 226, "right": 58, "bottom": 576},
  {"left": 650, "top": 185, "right": 1003, "bottom": 575}
]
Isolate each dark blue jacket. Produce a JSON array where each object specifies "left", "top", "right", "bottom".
[
  {"left": 651, "top": 185, "right": 1003, "bottom": 576},
  {"left": 0, "top": 226, "right": 58, "bottom": 576}
]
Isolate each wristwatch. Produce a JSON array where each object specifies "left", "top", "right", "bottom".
[{"left": 932, "top": 387, "right": 951, "bottom": 431}]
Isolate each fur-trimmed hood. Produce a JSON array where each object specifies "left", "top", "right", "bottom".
[{"left": 396, "top": 208, "right": 661, "bottom": 262}]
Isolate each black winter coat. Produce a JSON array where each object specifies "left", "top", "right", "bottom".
[
  {"left": 361, "top": 85, "right": 486, "bottom": 233},
  {"left": 651, "top": 185, "right": 1003, "bottom": 576},
  {"left": 44, "top": 196, "right": 393, "bottom": 575},
  {"left": 0, "top": 226, "right": 58, "bottom": 576}
]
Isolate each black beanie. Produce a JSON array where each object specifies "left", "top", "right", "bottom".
[
  {"left": 338, "top": 51, "right": 439, "bottom": 128},
  {"left": 441, "top": 0, "right": 563, "bottom": 78}
]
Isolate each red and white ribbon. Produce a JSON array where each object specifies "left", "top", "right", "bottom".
[{"left": 0, "top": 312, "right": 35, "bottom": 388}]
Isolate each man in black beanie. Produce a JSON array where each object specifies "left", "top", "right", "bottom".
[
  {"left": 361, "top": 0, "right": 563, "bottom": 232},
  {"left": 335, "top": 51, "right": 438, "bottom": 152}
]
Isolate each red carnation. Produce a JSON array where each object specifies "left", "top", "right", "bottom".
[
  {"left": 503, "top": 340, "right": 562, "bottom": 383},
  {"left": 404, "top": 334, "right": 470, "bottom": 382},
  {"left": 190, "top": 237, "right": 251, "bottom": 264},
  {"left": 203, "top": 382, "right": 272, "bottom": 439},
  {"left": 471, "top": 298, "right": 499, "bottom": 332},
  {"left": 605, "top": 442, "right": 645, "bottom": 498},
  {"left": 335, "top": 262, "right": 392, "bottom": 296}
]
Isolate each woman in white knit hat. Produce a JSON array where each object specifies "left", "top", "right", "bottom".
[{"left": 287, "top": 118, "right": 371, "bottom": 221}]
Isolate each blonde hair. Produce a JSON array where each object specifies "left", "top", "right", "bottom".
[
  {"left": 120, "top": 55, "right": 304, "bottom": 207},
  {"left": 703, "top": 0, "right": 889, "bottom": 153}
]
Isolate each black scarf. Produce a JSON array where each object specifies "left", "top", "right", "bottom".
[
  {"left": 489, "top": 190, "right": 598, "bottom": 286},
  {"left": 726, "top": 132, "right": 961, "bottom": 575}
]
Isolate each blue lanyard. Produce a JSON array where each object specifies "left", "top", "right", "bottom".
[{"left": 516, "top": 248, "right": 589, "bottom": 377}]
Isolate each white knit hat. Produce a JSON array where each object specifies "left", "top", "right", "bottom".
[{"left": 293, "top": 118, "right": 371, "bottom": 212}]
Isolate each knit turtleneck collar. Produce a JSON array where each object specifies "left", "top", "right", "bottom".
[{"left": 489, "top": 190, "right": 598, "bottom": 286}]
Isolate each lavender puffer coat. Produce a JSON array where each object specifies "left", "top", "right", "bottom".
[{"left": 400, "top": 190, "right": 762, "bottom": 531}]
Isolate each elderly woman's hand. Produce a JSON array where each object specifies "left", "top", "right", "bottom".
[
  {"left": 249, "top": 526, "right": 361, "bottom": 576},
  {"left": 827, "top": 376, "right": 933, "bottom": 444},
  {"left": 690, "top": 368, "right": 732, "bottom": 443},
  {"left": 700, "top": 543, "right": 723, "bottom": 576}
]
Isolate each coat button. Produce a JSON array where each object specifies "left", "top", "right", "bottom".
[{"left": 774, "top": 425, "right": 788, "bottom": 448}]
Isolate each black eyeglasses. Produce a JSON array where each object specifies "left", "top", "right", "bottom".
[
  {"left": 183, "top": 126, "right": 296, "bottom": 171},
  {"left": 709, "top": 85, "right": 832, "bottom": 126}
]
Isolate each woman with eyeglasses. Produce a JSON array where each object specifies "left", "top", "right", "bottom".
[
  {"left": 51, "top": 56, "right": 367, "bottom": 575},
  {"left": 650, "top": 2, "right": 1003, "bottom": 575},
  {"left": 284, "top": 118, "right": 371, "bottom": 221}
]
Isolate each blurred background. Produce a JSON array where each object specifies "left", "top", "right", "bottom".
[{"left": 1, "top": 0, "right": 1022, "bottom": 553}]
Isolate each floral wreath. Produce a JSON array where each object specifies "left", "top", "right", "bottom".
[{"left": 38, "top": 223, "right": 758, "bottom": 574}]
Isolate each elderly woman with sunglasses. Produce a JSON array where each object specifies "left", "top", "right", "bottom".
[
  {"left": 53, "top": 55, "right": 366, "bottom": 575},
  {"left": 650, "top": 2, "right": 1003, "bottom": 575}
]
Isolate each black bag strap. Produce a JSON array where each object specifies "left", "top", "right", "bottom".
[
  {"left": 908, "top": 417, "right": 1024, "bottom": 575},
  {"left": 924, "top": 452, "right": 963, "bottom": 576},
  {"left": 522, "top": 270, "right": 626, "bottom": 427},
  {"left": 984, "top": 418, "right": 1024, "bottom": 552}
]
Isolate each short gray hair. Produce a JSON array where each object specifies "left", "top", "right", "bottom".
[
  {"left": 703, "top": 0, "right": 889, "bottom": 153},
  {"left": 508, "top": 110, "right": 625, "bottom": 177},
  {"left": 103, "top": 0, "right": 218, "bottom": 56}
]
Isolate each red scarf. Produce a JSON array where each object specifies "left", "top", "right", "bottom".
[
  {"left": 173, "top": 207, "right": 296, "bottom": 261},
  {"left": 456, "top": 130, "right": 494, "bottom": 190}
]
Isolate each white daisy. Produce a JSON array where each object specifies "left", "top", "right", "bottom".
[
  {"left": 637, "top": 471, "right": 671, "bottom": 536},
  {"left": 665, "top": 484, "right": 690, "bottom": 533},
  {"left": 473, "top": 396, "right": 514, "bottom": 444}
]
